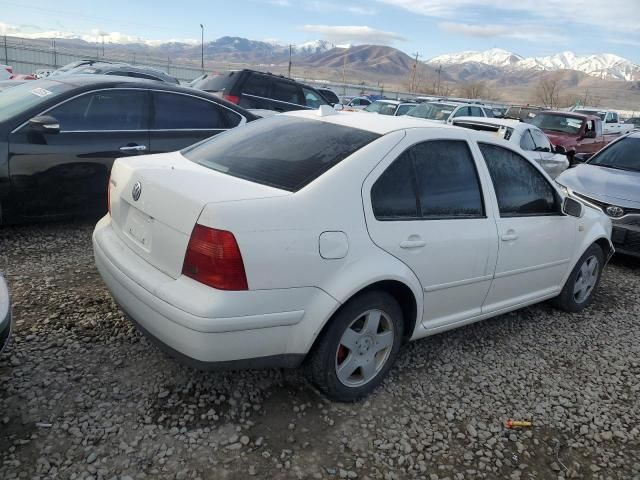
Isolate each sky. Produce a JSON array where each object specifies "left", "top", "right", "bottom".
[{"left": 1, "top": 0, "right": 639, "bottom": 62}]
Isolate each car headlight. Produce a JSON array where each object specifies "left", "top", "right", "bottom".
[{"left": 556, "top": 183, "right": 569, "bottom": 196}]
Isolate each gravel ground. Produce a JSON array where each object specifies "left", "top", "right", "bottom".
[{"left": 1, "top": 220, "right": 639, "bottom": 480}]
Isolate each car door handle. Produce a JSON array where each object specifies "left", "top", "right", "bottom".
[
  {"left": 501, "top": 230, "right": 519, "bottom": 242},
  {"left": 400, "top": 240, "right": 426, "bottom": 249},
  {"left": 120, "top": 145, "right": 147, "bottom": 152}
]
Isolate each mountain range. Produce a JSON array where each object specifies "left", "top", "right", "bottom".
[{"left": 427, "top": 48, "right": 640, "bottom": 81}]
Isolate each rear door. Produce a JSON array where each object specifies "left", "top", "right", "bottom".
[
  {"left": 149, "top": 91, "right": 245, "bottom": 153},
  {"left": 7, "top": 88, "right": 149, "bottom": 218},
  {"left": 364, "top": 129, "right": 499, "bottom": 329}
]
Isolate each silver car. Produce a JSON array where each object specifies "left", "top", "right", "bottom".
[
  {"left": 0, "top": 274, "right": 10, "bottom": 354},
  {"left": 556, "top": 132, "right": 640, "bottom": 257}
]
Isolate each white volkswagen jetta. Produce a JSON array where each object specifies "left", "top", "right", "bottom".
[{"left": 94, "top": 108, "right": 612, "bottom": 401}]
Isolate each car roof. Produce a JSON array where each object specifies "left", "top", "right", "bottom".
[
  {"left": 284, "top": 109, "right": 455, "bottom": 135},
  {"left": 372, "top": 99, "right": 401, "bottom": 105},
  {"left": 541, "top": 111, "right": 599, "bottom": 121}
]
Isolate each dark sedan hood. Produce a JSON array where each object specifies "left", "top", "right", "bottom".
[{"left": 557, "top": 163, "right": 640, "bottom": 209}]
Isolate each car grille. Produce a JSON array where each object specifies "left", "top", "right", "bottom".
[{"left": 573, "top": 192, "right": 640, "bottom": 218}]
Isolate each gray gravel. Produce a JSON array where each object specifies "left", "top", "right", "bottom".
[{"left": 1, "top": 220, "right": 640, "bottom": 480}]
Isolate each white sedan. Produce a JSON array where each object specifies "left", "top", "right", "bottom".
[
  {"left": 452, "top": 116, "right": 570, "bottom": 178},
  {"left": 94, "top": 108, "right": 612, "bottom": 401}
]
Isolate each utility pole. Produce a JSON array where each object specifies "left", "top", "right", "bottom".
[
  {"left": 410, "top": 52, "right": 421, "bottom": 92},
  {"left": 342, "top": 49, "right": 348, "bottom": 95},
  {"left": 52, "top": 39, "right": 57, "bottom": 68},
  {"left": 200, "top": 24, "right": 204, "bottom": 71},
  {"left": 287, "top": 44, "right": 292, "bottom": 78},
  {"left": 436, "top": 64, "right": 442, "bottom": 95}
]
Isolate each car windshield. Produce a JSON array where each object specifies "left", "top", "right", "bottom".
[
  {"left": 364, "top": 101, "right": 398, "bottom": 115},
  {"left": 406, "top": 102, "right": 454, "bottom": 121},
  {"left": 574, "top": 109, "right": 605, "bottom": 120},
  {"left": 529, "top": 114, "right": 583, "bottom": 135},
  {"left": 183, "top": 115, "right": 381, "bottom": 192},
  {"left": 0, "top": 80, "right": 73, "bottom": 123},
  {"left": 588, "top": 137, "right": 640, "bottom": 172},
  {"left": 191, "top": 72, "right": 234, "bottom": 91}
]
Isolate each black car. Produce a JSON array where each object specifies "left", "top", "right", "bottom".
[
  {"left": 66, "top": 62, "right": 180, "bottom": 84},
  {"left": 191, "top": 69, "right": 330, "bottom": 112},
  {"left": 0, "top": 75, "right": 257, "bottom": 224}
]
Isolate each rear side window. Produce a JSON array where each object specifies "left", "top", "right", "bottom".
[
  {"left": 272, "top": 81, "right": 303, "bottom": 105},
  {"left": 153, "top": 92, "right": 231, "bottom": 129},
  {"left": 396, "top": 104, "right": 414, "bottom": 116},
  {"left": 479, "top": 143, "right": 559, "bottom": 216},
  {"left": 243, "top": 74, "right": 270, "bottom": 97},
  {"left": 412, "top": 141, "right": 484, "bottom": 218},
  {"left": 469, "top": 106, "right": 483, "bottom": 117},
  {"left": 371, "top": 152, "right": 419, "bottom": 220},
  {"left": 371, "top": 140, "right": 484, "bottom": 220},
  {"left": 183, "top": 116, "right": 380, "bottom": 192},
  {"left": 453, "top": 106, "right": 470, "bottom": 118}
]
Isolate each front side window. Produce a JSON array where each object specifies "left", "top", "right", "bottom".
[
  {"left": 396, "top": 104, "right": 414, "bottom": 116},
  {"left": 371, "top": 140, "right": 484, "bottom": 220},
  {"left": 50, "top": 89, "right": 148, "bottom": 131},
  {"left": 469, "top": 106, "right": 483, "bottom": 117},
  {"left": 302, "top": 88, "right": 327, "bottom": 108},
  {"left": 272, "top": 81, "right": 303, "bottom": 105},
  {"left": 153, "top": 92, "right": 235, "bottom": 130},
  {"left": 530, "top": 128, "right": 551, "bottom": 151},
  {"left": 479, "top": 143, "right": 559, "bottom": 217},
  {"left": 183, "top": 115, "right": 380, "bottom": 192},
  {"left": 452, "top": 106, "right": 470, "bottom": 118}
]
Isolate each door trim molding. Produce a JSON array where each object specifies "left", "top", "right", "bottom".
[
  {"left": 423, "top": 274, "right": 493, "bottom": 293},
  {"left": 493, "top": 258, "right": 570, "bottom": 280}
]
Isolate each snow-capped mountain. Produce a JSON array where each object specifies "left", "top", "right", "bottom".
[
  {"left": 426, "top": 49, "right": 640, "bottom": 81},
  {"left": 293, "top": 40, "right": 336, "bottom": 55},
  {"left": 428, "top": 48, "right": 524, "bottom": 68}
]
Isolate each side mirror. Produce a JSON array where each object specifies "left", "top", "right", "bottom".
[
  {"left": 563, "top": 197, "right": 583, "bottom": 218},
  {"left": 333, "top": 104, "right": 344, "bottom": 111},
  {"left": 554, "top": 145, "right": 567, "bottom": 155},
  {"left": 583, "top": 130, "right": 596, "bottom": 139},
  {"left": 28, "top": 115, "right": 60, "bottom": 134}
]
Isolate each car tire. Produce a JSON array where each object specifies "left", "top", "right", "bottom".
[
  {"left": 307, "top": 290, "right": 404, "bottom": 402},
  {"left": 552, "top": 244, "right": 604, "bottom": 312}
]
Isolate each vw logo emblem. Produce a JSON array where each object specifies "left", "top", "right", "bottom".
[
  {"left": 606, "top": 205, "right": 624, "bottom": 218},
  {"left": 132, "top": 182, "right": 142, "bottom": 202}
]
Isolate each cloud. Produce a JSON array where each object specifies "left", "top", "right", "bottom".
[
  {"left": 439, "top": 22, "right": 568, "bottom": 44},
  {"left": 267, "top": 0, "right": 290, "bottom": 6},
  {"left": 378, "top": 0, "right": 640, "bottom": 34},
  {"left": 301, "top": 2, "right": 377, "bottom": 15},
  {"left": 300, "top": 25, "right": 405, "bottom": 44}
]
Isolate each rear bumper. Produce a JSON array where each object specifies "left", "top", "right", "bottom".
[{"left": 93, "top": 216, "right": 338, "bottom": 367}]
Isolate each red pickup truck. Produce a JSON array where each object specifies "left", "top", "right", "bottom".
[{"left": 528, "top": 111, "right": 617, "bottom": 160}]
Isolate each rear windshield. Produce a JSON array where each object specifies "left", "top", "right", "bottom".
[
  {"left": 183, "top": 115, "right": 381, "bottom": 192},
  {"left": 0, "top": 79, "right": 73, "bottom": 123},
  {"left": 192, "top": 71, "right": 236, "bottom": 91}
]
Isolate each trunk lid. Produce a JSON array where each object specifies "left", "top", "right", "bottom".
[{"left": 109, "top": 151, "right": 289, "bottom": 279}]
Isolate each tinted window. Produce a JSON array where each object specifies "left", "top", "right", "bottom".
[
  {"left": 520, "top": 130, "right": 536, "bottom": 151},
  {"left": 51, "top": 89, "right": 148, "bottom": 131},
  {"left": 469, "top": 106, "right": 483, "bottom": 117},
  {"left": 153, "top": 92, "right": 231, "bottom": 129},
  {"left": 243, "top": 74, "right": 270, "bottom": 97},
  {"left": 302, "top": 87, "right": 327, "bottom": 108},
  {"left": 183, "top": 116, "right": 380, "bottom": 192},
  {"left": 193, "top": 72, "right": 236, "bottom": 92},
  {"left": 413, "top": 141, "right": 483, "bottom": 218},
  {"left": 479, "top": 143, "right": 559, "bottom": 216},
  {"left": 272, "top": 81, "right": 303, "bottom": 105},
  {"left": 371, "top": 152, "right": 419, "bottom": 220},
  {"left": 319, "top": 89, "right": 339, "bottom": 104}
]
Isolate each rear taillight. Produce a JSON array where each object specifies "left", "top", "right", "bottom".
[
  {"left": 182, "top": 224, "right": 248, "bottom": 291},
  {"left": 223, "top": 94, "right": 240, "bottom": 105}
]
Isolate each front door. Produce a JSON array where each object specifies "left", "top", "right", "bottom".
[
  {"left": 363, "top": 130, "right": 499, "bottom": 329},
  {"left": 149, "top": 91, "right": 244, "bottom": 153},
  {"left": 477, "top": 142, "right": 575, "bottom": 313},
  {"left": 7, "top": 88, "right": 149, "bottom": 218}
]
